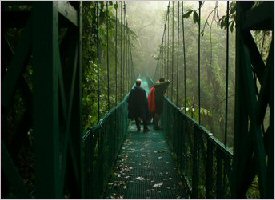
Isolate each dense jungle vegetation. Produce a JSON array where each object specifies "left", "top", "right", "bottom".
[
  {"left": 2, "top": 1, "right": 272, "bottom": 198},
  {"left": 82, "top": 1, "right": 272, "bottom": 149}
]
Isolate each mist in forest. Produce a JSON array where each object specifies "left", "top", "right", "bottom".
[
  {"left": 126, "top": 1, "right": 227, "bottom": 78},
  {"left": 126, "top": 1, "right": 167, "bottom": 77}
]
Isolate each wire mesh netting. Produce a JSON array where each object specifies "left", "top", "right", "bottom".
[{"left": 103, "top": 122, "right": 188, "bottom": 199}]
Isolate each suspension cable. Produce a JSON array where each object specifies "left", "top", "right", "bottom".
[
  {"left": 182, "top": 1, "right": 187, "bottom": 114},
  {"left": 167, "top": 2, "right": 170, "bottom": 83},
  {"left": 123, "top": 2, "right": 126, "bottom": 95},
  {"left": 129, "top": 45, "right": 134, "bottom": 83},
  {"left": 161, "top": 30, "right": 165, "bottom": 78},
  {"left": 106, "top": 1, "right": 110, "bottom": 110},
  {"left": 96, "top": 2, "right": 100, "bottom": 121},
  {"left": 171, "top": 1, "right": 174, "bottom": 101},
  {"left": 115, "top": 2, "right": 118, "bottom": 105},
  {"left": 120, "top": 1, "right": 123, "bottom": 100},
  {"left": 176, "top": 1, "right": 179, "bottom": 106},
  {"left": 198, "top": 1, "right": 201, "bottom": 124},
  {"left": 164, "top": 24, "right": 167, "bottom": 80},
  {"left": 225, "top": 1, "right": 230, "bottom": 147}
]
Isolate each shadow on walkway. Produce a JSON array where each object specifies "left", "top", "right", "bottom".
[{"left": 103, "top": 121, "right": 188, "bottom": 199}]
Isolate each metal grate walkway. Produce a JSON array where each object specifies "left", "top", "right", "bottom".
[{"left": 103, "top": 122, "right": 188, "bottom": 199}]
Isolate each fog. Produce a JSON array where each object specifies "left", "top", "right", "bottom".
[
  {"left": 126, "top": 1, "right": 167, "bottom": 77},
  {"left": 126, "top": 1, "right": 226, "bottom": 78}
]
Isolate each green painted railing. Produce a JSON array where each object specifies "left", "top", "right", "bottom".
[
  {"left": 82, "top": 96, "right": 129, "bottom": 198},
  {"left": 162, "top": 98, "right": 233, "bottom": 198}
]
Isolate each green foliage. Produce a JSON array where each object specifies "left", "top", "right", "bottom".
[
  {"left": 182, "top": 10, "right": 193, "bottom": 18},
  {"left": 82, "top": 2, "right": 136, "bottom": 130}
]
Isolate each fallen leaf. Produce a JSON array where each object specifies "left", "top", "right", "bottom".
[
  {"left": 153, "top": 182, "right": 163, "bottom": 188},
  {"left": 136, "top": 176, "right": 145, "bottom": 181}
]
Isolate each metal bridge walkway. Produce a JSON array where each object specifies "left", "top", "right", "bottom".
[{"left": 104, "top": 122, "right": 188, "bottom": 199}]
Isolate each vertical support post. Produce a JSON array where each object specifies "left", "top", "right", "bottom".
[
  {"left": 167, "top": 2, "right": 170, "bottom": 84},
  {"left": 96, "top": 2, "right": 100, "bottom": 121},
  {"left": 176, "top": 1, "right": 179, "bottom": 106},
  {"left": 120, "top": 1, "right": 123, "bottom": 100},
  {"left": 182, "top": 1, "right": 187, "bottom": 114},
  {"left": 224, "top": 1, "right": 230, "bottom": 147},
  {"left": 192, "top": 125, "right": 199, "bottom": 198},
  {"left": 123, "top": 2, "right": 126, "bottom": 95},
  {"left": 106, "top": 1, "right": 110, "bottom": 110},
  {"left": 33, "top": 2, "right": 61, "bottom": 197},
  {"left": 198, "top": 1, "right": 201, "bottom": 124},
  {"left": 77, "top": 3, "right": 83, "bottom": 197},
  {"left": 206, "top": 138, "right": 214, "bottom": 198},
  {"left": 164, "top": 24, "right": 167, "bottom": 80},
  {"left": 216, "top": 150, "right": 223, "bottom": 198},
  {"left": 115, "top": 2, "right": 118, "bottom": 105},
  {"left": 171, "top": 1, "right": 174, "bottom": 101}
]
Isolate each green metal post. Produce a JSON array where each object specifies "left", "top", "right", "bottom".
[
  {"left": 115, "top": 2, "right": 118, "bottom": 105},
  {"left": 97, "top": 2, "right": 100, "bottom": 121},
  {"left": 182, "top": 1, "right": 187, "bottom": 114},
  {"left": 33, "top": 2, "right": 61, "bottom": 197},
  {"left": 106, "top": 2, "right": 110, "bottom": 110},
  {"left": 120, "top": 1, "right": 123, "bottom": 100},
  {"left": 171, "top": 1, "right": 174, "bottom": 101},
  {"left": 167, "top": 2, "right": 170, "bottom": 82},
  {"left": 176, "top": 1, "right": 179, "bottom": 106},
  {"left": 224, "top": 1, "right": 229, "bottom": 147},
  {"left": 198, "top": 1, "right": 201, "bottom": 124}
]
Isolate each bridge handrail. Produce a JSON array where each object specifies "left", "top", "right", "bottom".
[
  {"left": 82, "top": 95, "right": 129, "bottom": 198},
  {"left": 165, "top": 97, "right": 233, "bottom": 157},
  {"left": 162, "top": 96, "right": 233, "bottom": 198}
]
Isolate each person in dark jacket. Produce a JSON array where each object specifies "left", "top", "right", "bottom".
[
  {"left": 153, "top": 77, "right": 170, "bottom": 130},
  {"left": 127, "top": 79, "right": 150, "bottom": 132}
]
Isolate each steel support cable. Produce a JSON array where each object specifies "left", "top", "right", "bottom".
[
  {"left": 127, "top": 22, "right": 130, "bottom": 90},
  {"left": 129, "top": 46, "right": 134, "bottom": 83},
  {"left": 182, "top": 2, "right": 187, "bottom": 114},
  {"left": 106, "top": 1, "right": 110, "bottom": 110},
  {"left": 125, "top": 20, "right": 128, "bottom": 90},
  {"left": 167, "top": 2, "right": 170, "bottom": 84},
  {"left": 129, "top": 33, "right": 132, "bottom": 88},
  {"left": 96, "top": 2, "right": 100, "bottom": 121},
  {"left": 125, "top": 19, "right": 129, "bottom": 91},
  {"left": 123, "top": 2, "right": 126, "bottom": 95},
  {"left": 181, "top": 1, "right": 187, "bottom": 114},
  {"left": 161, "top": 31, "right": 164, "bottom": 78},
  {"left": 171, "top": 1, "right": 174, "bottom": 102},
  {"left": 176, "top": 1, "right": 179, "bottom": 106},
  {"left": 164, "top": 26, "right": 167, "bottom": 80},
  {"left": 224, "top": 1, "right": 229, "bottom": 147},
  {"left": 115, "top": 2, "right": 118, "bottom": 105},
  {"left": 120, "top": 2, "right": 123, "bottom": 100},
  {"left": 165, "top": 3, "right": 169, "bottom": 80},
  {"left": 198, "top": 1, "right": 201, "bottom": 124}
]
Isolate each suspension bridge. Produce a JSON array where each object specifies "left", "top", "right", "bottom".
[{"left": 2, "top": 1, "right": 273, "bottom": 199}]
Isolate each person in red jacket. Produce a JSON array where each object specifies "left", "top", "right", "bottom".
[{"left": 148, "top": 78, "right": 170, "bottom": 130}]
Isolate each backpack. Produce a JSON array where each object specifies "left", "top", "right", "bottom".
[{"left": 148, "top": 86, "right": 156, "bottom": 113}]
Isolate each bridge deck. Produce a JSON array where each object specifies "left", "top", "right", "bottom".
[{"left": 103, "top": 122, "right": 188, "bottom": 199}]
